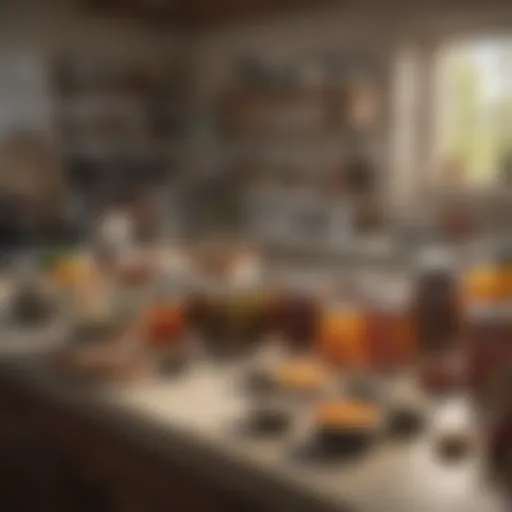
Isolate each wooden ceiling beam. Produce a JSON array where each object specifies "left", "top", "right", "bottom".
[{"left": 85, "top": 0, "right": 334, "bottom": 29}]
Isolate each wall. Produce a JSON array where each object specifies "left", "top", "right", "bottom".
[{"left": 191, "top": 7, "right": 400, "bottom": 102}]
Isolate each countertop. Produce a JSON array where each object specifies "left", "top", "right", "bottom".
[{"left": 0, "top": 329, "right": 508, "bottom": 512}]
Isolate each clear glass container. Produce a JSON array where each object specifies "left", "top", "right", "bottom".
[
  {"left": 316, "top": 274, "right": 367, "bottom": 370},
  {"left": 364, "top": 275, "right": 415, "bottom": 373},
  {"left": 272, "top": 272, "right": 321, "bottom": 354}
]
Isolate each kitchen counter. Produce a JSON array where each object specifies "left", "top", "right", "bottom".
[{"left": 0, "top": 331, "right": 507, "bottom": 512}]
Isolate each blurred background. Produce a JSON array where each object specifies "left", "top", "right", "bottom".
[
  {"left": 2, "top": 1, "right": 512, "bottom": 511},
  {"left": 2, "top": 0, "right": 512, "bottom": 247}
]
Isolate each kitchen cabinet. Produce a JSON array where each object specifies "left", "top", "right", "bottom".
[{"left": 0, "top": 371, "right": 255, "bottom": 512}]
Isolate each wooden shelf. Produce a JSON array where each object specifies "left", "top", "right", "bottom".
[{"left": 52, "top": 54, "right": 190, "bottom": 199}]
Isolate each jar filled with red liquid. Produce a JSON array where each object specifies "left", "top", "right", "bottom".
[
  {"left": 365, "top": 281, "right": 415, "bottom": 372},
  {"left": 465, "top": 304, "right": 512, "bottom": 403},
  {"left": 465, "top": 307, "right": 512, "bottom": 475},
  {"left": 272, "top": 279, "right": 320, "bottom": 353},
  {"left": 141, "top": 274, "right": 190, "bottom": 348},
  {"left": 142, "top": 300, "right": 186, "bottom": 348}
]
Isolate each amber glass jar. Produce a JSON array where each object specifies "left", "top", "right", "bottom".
[
  {"left": 273, "top": 288, "right": 320, "bottom": 352},
  {"left": 142, "top": 300, "right": 186, "bottom": 348},
  {"left": 365, "top": 293, "right": 415, "bottom": 372},
  {"left": 318, "top": 307, "right": 367, "bottom": 368}
]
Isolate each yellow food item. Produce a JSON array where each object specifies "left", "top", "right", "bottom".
[
  {"left": 53, "top": 260, "right": 88, "bottom": 288},
  {"left": 316, "top": 401, "right": 380, "bottom": 429},
  {"left": 275, "top": 359, "right": 328, "bottom": 391},
  {"left": 461, "top": 266, "right": 509, "bottom": 304}
]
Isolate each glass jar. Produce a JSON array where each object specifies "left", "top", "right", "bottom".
[
  {"left": 365, "top": 278, "right": 415, "bottom": 372},
  {"left": 140, "top": 275, "right": 189, "bottom": 349},
  {"left": 142, "top": 301, "right": 186, "bottom": 348},
  {"left": 272, "top": 275, "right": 321, "bottom": 353},
  {"left": 316, "top": 275, "right": 367, "bottom": 369},
  {"left": 189, "top": 276, "right": 267, "bottom": 359},
  {"left": 461, "top": 239, "right": 512, "bottom": 307},
  {"left": 411, "top": 246, "right": 459, "bottom": 354},
  {"left": 318, "top": 306, "right": 367, "bottom": 368},
  {"left": 465, "top": 304, "right": 512, "bottom": 405}
]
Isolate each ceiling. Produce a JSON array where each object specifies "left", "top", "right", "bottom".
[{"left": 87, "top": 0, "right": 334, "bottom": 29}]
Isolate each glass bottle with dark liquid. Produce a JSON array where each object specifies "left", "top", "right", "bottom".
[
  {"left": 412, "top": 247, "right": 459, "bottom": 355},
  {"left": 273, "top": 283, "right": 320, "bottom": 353}
]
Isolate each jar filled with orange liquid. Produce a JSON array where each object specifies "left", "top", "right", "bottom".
[
  {"left": 318, "top": 306, "right": 367, "bottom": 368},
  {"left": 315, "top": 274, "right": 368, "bottom": 368},
  {"left": 461, "top": 240, "right": 512, "bottom": 306}
]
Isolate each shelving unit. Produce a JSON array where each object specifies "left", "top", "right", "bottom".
[
  {"left": 51, "top": 54, "right": 190, "bottom": 210},
  {"left": 211, "top": 55, "right": 389, "bottom": 249}
]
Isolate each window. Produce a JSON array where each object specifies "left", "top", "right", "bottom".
[{"left": 439, "top": 39, "right": 512, "bottom": 186}]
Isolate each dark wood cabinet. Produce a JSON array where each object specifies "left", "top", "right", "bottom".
[{"left": 0, "top": 375, "right": 255, "bottom": 512}]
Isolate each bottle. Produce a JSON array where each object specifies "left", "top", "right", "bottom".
[{"left": 412, "top": 245, "right": 459, "bottom": 354}]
